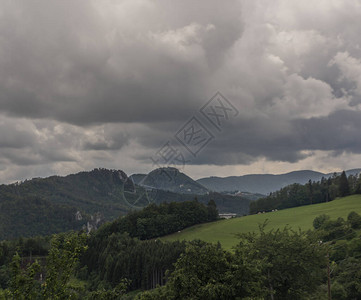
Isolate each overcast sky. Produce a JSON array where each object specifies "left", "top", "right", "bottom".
[{"left": 1, "top": 0, "right": 361, "bottom": 183}]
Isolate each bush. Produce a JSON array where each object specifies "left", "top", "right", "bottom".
[
  {"left": 347, "top": 211, "right": 361, "bottom": 229},
  {"left": 313, "top": 214, "right": 330, "bottom": 229}
]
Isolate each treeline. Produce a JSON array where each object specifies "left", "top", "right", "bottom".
[
  {"left": 98, "top": 199, "right": 219, "bottom": 240},
  {"left": 250, "top": 171, "right": 361, "bottom": 214},
  {"left": 80, "top": 200, "right": 219, "bottom": 291},
  {"left": 81, "top": 233, "right": 186, "bottom": 291}
]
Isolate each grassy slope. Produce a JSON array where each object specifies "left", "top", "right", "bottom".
[{"left": 161, "top": 195, "right": 361, "bottom": 250}]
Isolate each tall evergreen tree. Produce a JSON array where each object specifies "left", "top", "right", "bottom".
[
  {"left": 308, "top": 179, "right": 313, "bottom": 204},
  {"left": 339, "top": 171, "right": 350, "bottom": 197}
]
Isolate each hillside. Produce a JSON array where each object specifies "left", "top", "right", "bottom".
[
  {"left": 0, "top": 168, "right": 139, "bottom": 239},
  {"left": 129, "top": 173, "right": 147, "bottom": 184},
  {"left": 150, "top": 189, "right": 251, "bottom": 215},
  {"left": 1, "top": 168, "right": 138, "bottom": 217},
  {"left": 197, "top": 169, "right": 361, "bottom": 194},
  {"left": 162, "top": 194, "right": 361, "bottom": 250},
  {"left": 0, "top": 197, "right": 84, "bottom": 240},
  {"left": 133, "top": 167, "right": 209, "bottom": 195}
]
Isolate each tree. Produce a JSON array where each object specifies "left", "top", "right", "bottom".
[
  {"left": 308, "top": 179, "right": 313, "bottom": 205},
  {"left": 313, "top": 214, "right": 331, "bottom": 230},
  {"left": 42, "top": 232, "right": 87, "bottom": 299},
  {"left": 207, "top": 199, "right": 219, "bottom": 221},
  {"left": 355, "top": 174, "right": 361, "bottom": 194},
  {"left": 86, "top": 279, "right": 129, "bottom": 299},
  {"left": 333, "top": 257, "right": 361, "bottom": 299},
  {"left": 339, "top": 171, "right": 350, "bottom": 197},
  {"left": 236, "top": 224, "right": 327, "bottom": 299},
  {"left": 347, "top": 211, "right": 361, "bottom": 229},
  {"left": 136, "top": 240, "right": 265, "bottom": 300},
  {"left": 7, "top": 252, "right": 41, "bottom": 299},
  {"left": 4, "top": 232, "right": 88, "bottom": 299}
]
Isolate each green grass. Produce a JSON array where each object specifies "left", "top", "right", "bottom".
[{"left": 161, "top": 195, "right": 361, "bottom": 250}]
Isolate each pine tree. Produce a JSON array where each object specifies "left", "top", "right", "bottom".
[{"left": 339, "top": 171, "right": 350, "bottom": 197}]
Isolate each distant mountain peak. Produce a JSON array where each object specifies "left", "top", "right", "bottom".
[
  {"left": 137, "top": 167, "right": 208, "bottom": 195},
  {"left": 149, "top": 167, "right": 181, "bottom": 176}
]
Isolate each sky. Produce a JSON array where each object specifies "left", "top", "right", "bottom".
[{"left": 1, "top": 0, "right": 361, "bottom": 183}]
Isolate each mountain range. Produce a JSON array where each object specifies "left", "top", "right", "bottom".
[
  {"left": 1, "top": 167, "right": 360, "bottom": 240},
  {"left": 197, "top": 169, "right": 361, "bottom": 195}
]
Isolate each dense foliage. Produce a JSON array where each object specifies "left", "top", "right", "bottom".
[
  {"left": 0, "top": 236, "right": 50, "bottom": 290},
  {"left": 0, "top": 200, "right": 218, "bottom": 297},
  {"left": 82, "top": 233, "right": 186, "bottom": 291},
  {"left": 138, "top": 213, "right": 361, "bottom": 300},
  {"left": 79, "top": 200, "right": 218, "bottom": 291},
  {"left": 136, "top": 225, "right": 327, "bottom": 299},
  {"left": 98, "top": 200, "right": 219, "bottom": 240},
  {"left": 0, "top": 196, "right": 84, "bottom": 240},
  {"left": 250, "top": 171, "right": 361, "bottom": 214},
  {"left": 0, "top": 232, "right": 88, "bottom": 299},
  {"left": 313, "top": 211, "right": 361, "bottom": 299}
]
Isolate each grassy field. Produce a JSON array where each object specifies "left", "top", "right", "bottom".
[{"left": 161, "top": 195, "right": 361, "bottom": 250}]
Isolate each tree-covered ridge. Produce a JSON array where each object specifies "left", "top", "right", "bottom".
[
  {"left": 96, "top": 199, "right": 219, "bottom": 241},
  {"left": 0, "top": 196, "right": 85, "bottom": 240},
  {"left": 90, "top": 202, "right": 213, "bottom": 293},
  {"left": 0, "top": 168, "right": 136, "bottom": 240},
  {"left": 250, "top": 171, "right": 361, "bottom": 214},
  {"left": 0, "top": 168, "right": 135, "bottom": 219}
]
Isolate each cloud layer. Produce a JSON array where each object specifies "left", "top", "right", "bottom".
[{"left": 0, "top": 0, "right": 361, "bottom": 182}]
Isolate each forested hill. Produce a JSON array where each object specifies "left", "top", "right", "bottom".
[
  {"left": 131, "top": 167, "right": 209, "bottom": 195},
  {"left": 0, "top": 168, "right": 137, "bottom": 239},
  {"left": 250, "top": 171, "right": 361, "bottom": 214},
  {"left": 0, "top": 168, "right": 250, "bottom": 240}
]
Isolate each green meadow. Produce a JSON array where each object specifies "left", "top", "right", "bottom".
[{"left": 161, "top": 194, "right": 361, "bottom": 250}]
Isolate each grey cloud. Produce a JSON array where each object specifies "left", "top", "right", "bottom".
[
  {"left": 292, "top": 110, "right": 361, "bottom": 153},
  {"left": 1, "top": 0, "right": 361, "bottom": 182},
  {"left": 0, "top": 0, "right": 242, "bottom": 125},
  {"left": 0, "top": 120, "right": 36, "bottom": 148},
  {"left": 134, "top": 108, "right": 361, "bottom": 166}
]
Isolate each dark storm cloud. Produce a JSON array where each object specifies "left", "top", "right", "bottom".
[{"left": 0, "top": 0, "right": 242, "bottom": 125}]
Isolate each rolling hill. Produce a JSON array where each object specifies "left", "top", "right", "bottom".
[
  {"left": 161, "top": 194, "right": 361, "bottom": 250},
  {"left": 197, "top": 169, "right": 361, "bottom": 194},
  {"left": 131, "top": 167, "right": 209, "bottom": 195}
]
